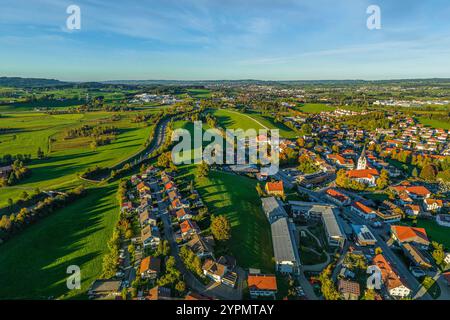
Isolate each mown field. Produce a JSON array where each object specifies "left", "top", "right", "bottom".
[
  {"left": 212, "top": 108, "right": 297, "bottom": 138},
  {"left": 297, "top": 103, "right": 336, "bottom": 113},
  {"left": 0, "top": 183, "right": 119, "bottom": 299},
  {"left": 0, "top": 111, "right": 157, "bottom": 207},
  {"left": 181, "top": 166, "right": 274, "bottom": 272}
]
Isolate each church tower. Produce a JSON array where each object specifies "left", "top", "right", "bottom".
[{"left": 357, "top": 146, "right": 367, "bottom": 170}]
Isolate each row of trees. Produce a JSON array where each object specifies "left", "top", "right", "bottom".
[
  {"left": 0, "top": 186, "right": 86, "bottom": 243},
  {"left": 0, "top": 153, "right": 32, "bottom": 166},
  {"left": 0, "top": 160, "right": 31, "bottom": 187}
]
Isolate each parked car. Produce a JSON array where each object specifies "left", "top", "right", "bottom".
[{"left": 410, "top": 267, "right": 426, "bottom": 278}]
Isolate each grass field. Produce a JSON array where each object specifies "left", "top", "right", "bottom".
[
  {"left": 418, "top": 117, "right": 450, "bottom": 130},
  {"left": 180, "top": 166, "right": 274, "bottom": 272},
  {"left": 212, "top": 108, "right": 297, "bottom": 138},
  {"left": 0, "top": 111, "right": 156, "bottom": 207},
  {"left": 297, "top": 103, "right": 336, "bottom": 113},
  {"left": 0, "top": 183, "right": 119, "bottom": 299}
]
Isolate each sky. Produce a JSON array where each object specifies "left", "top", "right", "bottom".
[{"left": 0, "top": 0, "right": 450, "bottom": 81}]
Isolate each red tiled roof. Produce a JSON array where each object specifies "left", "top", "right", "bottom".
[
  {"left": 326, "top": 188, "right": 349, "bottom": 203},
  {"left": 347, "top": 168, "right": 379, "bottom": 179},
  {"left": 266, "top": 181, "right": 284, "bottom": 192},
  {"left": 248, "top": 274, "right": 278, "bottom": 291},
  {"left": 352, "top": 201, "right": 375, "bottom": 214},
  {"left": 391, "top": 225, "right": 429, "bottom": 243},
  {"left": 180, "top": 220, "right": 199, "bottom": 234}
]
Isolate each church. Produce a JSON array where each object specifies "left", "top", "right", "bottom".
[{"left": 346, "top": 146, "right": 380, "bottom": 187}]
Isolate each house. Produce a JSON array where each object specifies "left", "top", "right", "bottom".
[
  {"left": 139, "top": 256, "right": 161, "bottom": 279},
  {"left": 139, "top": 210, "right": 157, "bottom": 227},
  {"left": 247, "top": 274, "right": 278, "bottom": 299},
  {"left": 88, "top": 280, "right": 121, "bottom": 299},
  {"left": 0, "top": 165, "right": 12, "bottom": 178},
  {"left": 338, "top": 279, "right": 360, "bottom": 300},
  {"left": 401, "top": 243, "right": 432, "bottom": 269},
  {"left": 222, "top": 271, "right": 238, "bottom": 288},
  {"left": 175, "top": 208, "right": 193, "bottom": 221},
  {"left": 121, "top": 201, "right": 134, "bottom": 212},
  {"left": 351, "top": 201, "right": 376, "bottom": 220},
  {"left": 391, "top": 225, "right": 430, "bottom": 249},
  {"left": 137, "top": 181, "right": 151, "bottom": 193},
  {"left": 141, "top": 225, "right": 161, "bottom": 248},
  {"left": 146, "top": 286, "right": 171, "bottom": 300},
  {"left": 186, "top": 235, "right": 215, "bottom": 259},
  {"left": 373, "top": 254, "right": 411, "bottom": 299},
  {"left": 265, "top": 181, "right": 284, "bottom": 197},
  {"left": 444, "top": 252, "right": 450, "bottom": 266},
  {"left": 393, "top": 185, "right": 431, "bottom": 199},
  {"left": 404, "top": 204, "right": 420, "bottom": 217},
  {"left": 217, "top": 255, "right": 237, "bottom": 271},
  {"left": 185, "top": 291, "right": 212, "bottom": 300},
  {"left": 436, "top": 214, "right": 450, "bottom": 227},
  {"left": 423, "top": 198, "right": 443, "bottom": 212},
  {"left": 202, "top": 259, "right": 227, "bottom": 282},
  {"left": 325, "top": 188, "right": 351, "bottom": 206},
  {"left": 180, "top": 219, "right": 200, "bottom": 240}
]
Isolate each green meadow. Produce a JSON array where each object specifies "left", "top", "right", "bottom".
[
  {"left": 180, "top": 166, "right": 274, "bottom": 273},
  {"left": 0, "top": 183, "right": 119, "bottom": 299},
  {"left": 418, "top": 117, "right": 450, "bottom": 130}
]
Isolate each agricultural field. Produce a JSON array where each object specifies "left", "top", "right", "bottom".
[
  {"left": 0, "top": 183, "right": 119, "bottom": 299},
  {"left": 0, "top": 111, "right": 156, "bottom": 207}
]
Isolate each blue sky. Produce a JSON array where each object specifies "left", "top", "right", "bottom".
[{"left": 1, "top": 0, "right": 450, "bottom": 81}]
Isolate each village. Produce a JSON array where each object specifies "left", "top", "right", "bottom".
[{"left": 86, "top": 108, "right": 450, "bottom": 300}]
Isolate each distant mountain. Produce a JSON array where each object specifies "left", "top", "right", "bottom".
[{"left": 0, "top": 77, "right": 70, "bottom": 88}]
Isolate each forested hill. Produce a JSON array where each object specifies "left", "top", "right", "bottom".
[{"left": 0, "top": 77, "right": 70, "bottom": 88}]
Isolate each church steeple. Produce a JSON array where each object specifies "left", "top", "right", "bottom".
[{"left": 357, "top": 145, "right": 367, "bottom": 170}]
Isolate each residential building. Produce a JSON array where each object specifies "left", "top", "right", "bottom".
[
  {"left": 141, "top": 225, "right": 161, "bottom": 248},
  {"left": 391, "top": 225, "right": 430, "bottom": 249},
  {"left": 373, "top": 254, "right": 411, "bottom": 299},
  {"left": 146, "top": 286, "right": 171, "bottom": 300},
  {"left": 351, "top": 201, "right": 376, "bottom": 220},
  {"left": 248, "top": 274, "right": 278, "bottom": 299},
  {"left": 88, "top": 280, "right": 121, "bottom": 299},
  {"left": 186, "top": 235, "right": 215, "bottom": 259},
  {"left": 202, "top": 259, "right": 227, "bottom": 282},
  {"left": 265, "top": 181, "right": 285, "bottom": 197},
  {"left": 325, "top": 188, "right": 351, "bottom": 206},
  {"left": 180, "top": 219, "right": 200, "bottom": 240},
  {"left": 139, "top": 256, "right": 161, "bottom": 279},
  {"left": 338, "top": 279, "right": 360, "bottom": 300},
  {"left": 423, "top": 198, "right": 443, "bottom": 212},
  {"left": 401, "top": 243, "right": 432, "bottom": 269}
]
